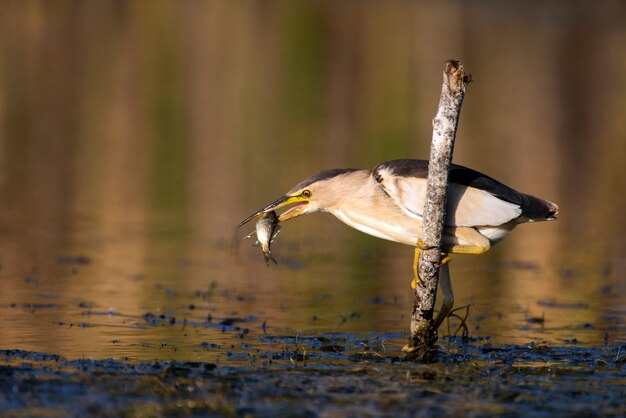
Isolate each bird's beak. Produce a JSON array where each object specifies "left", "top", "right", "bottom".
[{"left": 238, "top": 195, "right": 309, "bottom": 227}]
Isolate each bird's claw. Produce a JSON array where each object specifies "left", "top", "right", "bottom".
[
  {"left": 411, "top": 250, "right": 452, "bottom": 289},
  {"left": 416, "top": 239, "right": 435, "bottom": 251},
  {"left": 411, "top": 276, "right": 420, "bottom": 289}
]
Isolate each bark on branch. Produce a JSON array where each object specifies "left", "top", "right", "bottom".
[{"left": 406, "top": 59, "right": 470, "bottom": 361}]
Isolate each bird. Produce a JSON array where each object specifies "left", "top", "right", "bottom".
[{"left": 239, "top": 159, "right": 558, "bottom": 327}]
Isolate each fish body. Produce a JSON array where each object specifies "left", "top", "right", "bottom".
[{"left": 252, "top": 211, "right": 280, "bottom": 266}]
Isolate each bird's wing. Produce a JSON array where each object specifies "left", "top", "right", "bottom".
[
  {"left": 373, "top": 160, "right": 524, "bottom": 227},
  {"left": 392, "top": 177, "right": 522, "bottom": 227}
]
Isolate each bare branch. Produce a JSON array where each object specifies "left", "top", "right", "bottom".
[{"left": 406, "top": 59, "right": 470, "bottom": 361}]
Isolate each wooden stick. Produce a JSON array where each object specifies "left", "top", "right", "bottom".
[{"left": 406, "top": 60, "right": 470, "bottom": 361}]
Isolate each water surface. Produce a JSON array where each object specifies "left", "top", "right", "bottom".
[{"left": 0, "top": 1, "right": 625, "bottom": 364}]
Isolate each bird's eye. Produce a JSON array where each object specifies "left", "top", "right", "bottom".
[{"left": 301, "top": 190, "right": 312, "bottom": 198}]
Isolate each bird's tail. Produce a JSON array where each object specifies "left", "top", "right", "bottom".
[{"left": 519, "top": 193, "right": 559, "bottom": 222}]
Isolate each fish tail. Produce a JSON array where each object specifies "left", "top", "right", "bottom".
[{"left": 263, "top": 252, "right": 278, "bottom": 266}]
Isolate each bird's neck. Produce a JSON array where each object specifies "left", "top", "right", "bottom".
[{"left": 324, "top": 175, "right": 421, "bottom": 245}]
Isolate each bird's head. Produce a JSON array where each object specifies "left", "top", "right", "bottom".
[{"left": 238, "top": 168, "right": 360, "bottom": 227}]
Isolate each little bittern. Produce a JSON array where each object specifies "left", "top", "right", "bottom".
[{"left": 240, "top": 159, "right": 558, "bottom": 327}]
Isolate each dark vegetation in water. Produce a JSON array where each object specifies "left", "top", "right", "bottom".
[
  {"left": 1, "top": 341, "right": 625, "bottom": 418},
  {"left": 3, "top": 257, "right": 625, "bottom": 416}
]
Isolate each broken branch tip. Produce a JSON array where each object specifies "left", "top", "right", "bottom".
[{"left": 444, "top": 59, "right": 471, "bottom": 94}]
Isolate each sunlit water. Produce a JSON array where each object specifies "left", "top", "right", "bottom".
[
  {"left": 1, "top": 1, "right": 625, "bottom": 366},
  {"left": 1, "top": 208, "right": 623, "bottom": 365}
]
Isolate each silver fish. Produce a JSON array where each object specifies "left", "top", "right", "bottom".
[{"left": 245, "top": 211, "right": 280, "bottom": 266}]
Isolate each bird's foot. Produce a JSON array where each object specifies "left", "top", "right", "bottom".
[
  {"left": 411, "top": 276, "right": 420, "bottom": 290},
  {"left": 417, "top": 238, "right": 438, "bottom": 251},
  {"left": 411, "top": 246, "right": 452, "bottom": 289}
]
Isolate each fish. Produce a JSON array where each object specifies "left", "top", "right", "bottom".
[{"left": 245, "top": 211, "right": 281, "bottom": 266}]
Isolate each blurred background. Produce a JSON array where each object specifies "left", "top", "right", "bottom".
[{"left": 0, "top": 1, "right": 625, "bottom": 361}]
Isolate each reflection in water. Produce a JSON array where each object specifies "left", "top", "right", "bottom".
[{"left": 0, "top": 2, "right": 625, "bottom": 361}]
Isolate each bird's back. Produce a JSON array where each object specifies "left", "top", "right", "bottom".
[{"left": 373, "top": 159, "right": 558, "bottom": 223}]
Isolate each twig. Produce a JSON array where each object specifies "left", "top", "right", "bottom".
[
  {"left": 406, "top": 60, "right": 470, "bottom": 361},
  {"left": 445, "top": 304, "right": 472, "bottom": 338}
]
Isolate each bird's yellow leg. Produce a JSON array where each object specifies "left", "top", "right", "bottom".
[
  {"left": 411, "top": 239, "right": 452, "bottom": 289},
  {"left": 448, "top": 244, "right": 489, "bottom": 255},
  {"left": 411, "top": 247, "right": 421, "bottom": 289},
  {"left": 444, "top": 227, "right": 491, "bottom": 255},
  {"left": 411, "top": 239, "right": 427, "bottom": 288}
]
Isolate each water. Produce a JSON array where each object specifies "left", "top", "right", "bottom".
[
  {"left": 0, "top": 205, "right": 623, "bottom": 363},
  {"left": 0, "top": 1, "right": 625, "bottom": 366}
]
